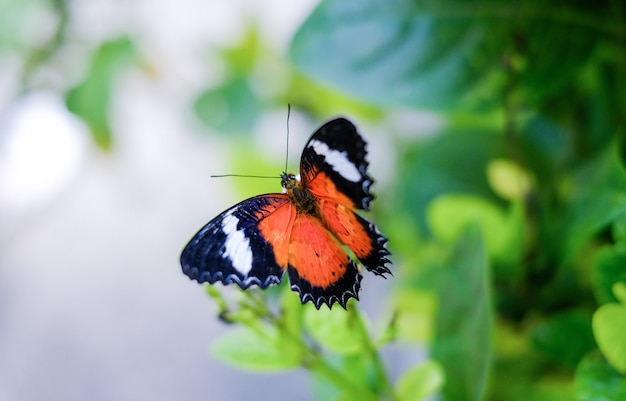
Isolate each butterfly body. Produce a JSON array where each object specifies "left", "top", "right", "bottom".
[{"left": 181, "top": 118, "right": 391, "bottom": 309}]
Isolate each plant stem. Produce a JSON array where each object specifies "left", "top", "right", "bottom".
[{"left": 350, "top": 306, "right": 396, "bottom": 400}]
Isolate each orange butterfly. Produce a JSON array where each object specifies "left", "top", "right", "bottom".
[{"left": 180, "top": 118, "right": 391, "bottom": 309}]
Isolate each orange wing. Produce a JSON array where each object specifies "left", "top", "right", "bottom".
[{"left": 287, "top": 213, "right": 362, "bottom": 309}]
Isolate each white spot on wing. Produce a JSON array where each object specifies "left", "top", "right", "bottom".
[
  {"left": 222, "top": 212, "right": 253, "bottom": 275},
  {"left": 309, "top": 140, "right": 361, "bottom": 182}
]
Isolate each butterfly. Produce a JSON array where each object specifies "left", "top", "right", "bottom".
[{"left": 180, "top": 117, "right": 391, "bottom": 309}]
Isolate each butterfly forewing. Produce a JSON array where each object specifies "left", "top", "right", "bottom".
[
  {"left": 300, "top": 118, "right": 374, "bottom": 210},
  {"left": 180, "top": 194, "right": 293, "bottom": 289}
]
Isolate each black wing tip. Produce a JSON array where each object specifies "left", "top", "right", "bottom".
[
  {"left": 181, "top": 264, "right": 283, "bottom": 289},
  {"left": 360, "top": 221, "right": 392, "bottom": 277},
  {"left": 290, "top": 273, "right": 363, "bottom": 310}
]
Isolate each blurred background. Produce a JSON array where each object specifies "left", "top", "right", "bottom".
[
  {"left": 0, "top": 1, "right": 323, "bottom": 400},
  {"left": 2, "top": 0, "right": 626, "bottom": 400}
]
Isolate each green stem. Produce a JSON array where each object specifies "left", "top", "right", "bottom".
[
  {"left": 305, "top": 350, "right": 381, "bottom": 401},
  {"left": 350, "top": 306, "right": 396, "bottom": 400}
]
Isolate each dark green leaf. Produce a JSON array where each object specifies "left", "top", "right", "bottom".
[
  {"left": 289, "top": 0, "right": 599, "bottom": 110},
  {"left": 575, "top": 351, "right": 626, "bottom": 401},
  {"left": 531, "top": 310, "right": 595, "bottom": 370},
  {"left": 432, "top": 225, "right": 492, "bottom": 401},
  {"left": 561, "top": 146, "right": 626, "bottom": 261}
]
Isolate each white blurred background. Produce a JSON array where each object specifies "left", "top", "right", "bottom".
[{"left": 0, "top": 1, "right": 325, "bottom": 400}]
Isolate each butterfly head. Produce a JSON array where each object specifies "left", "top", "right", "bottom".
[{"left": 280, "top": 171, "right": 298, "bottom": 191}]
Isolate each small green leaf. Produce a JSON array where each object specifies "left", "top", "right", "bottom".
[
  {"left": 211, "top": 326, "right": 302, "bottom": 371},
  {"left": 593, "top": 303, "right": 626, "bottom": 374},
  {"left": 395, "top": 360, "right": 444, "bottom": 401},
  {"left": 575, "top": 351, "right": 626, "bottom": 401},
  {"left": 486, "top": 158, "right": 534, "bottom": 200},
  {"left": 613, "top": 283, "right": 626, "bottom": 305},
  {"left": 65, "top": 37, "right": 135, "bottom": 150},
  {"left": 303, "top": 305, "right": 365, "bottom": 354}
]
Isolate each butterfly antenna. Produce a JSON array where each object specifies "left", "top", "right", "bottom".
[
  {"left": 210, "top": 174, "right": 278, "bottom": 179},
  {"left": 285, "top": 104, "right": 291, "bottom": 173}
]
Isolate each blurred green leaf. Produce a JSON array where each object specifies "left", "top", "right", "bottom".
[
  {"left": 193, "top": 27, "right": 267, "bottom": 134},
  {"left": 194, "top": 75, "right": 261, "bottom": 135},
  {"left": 211, "top": 325, "right": 302, "bottom": 371},
  {"left": 311, "top": 353, "right": 376, "bottom": 401},
  {"left": 303, "top": 305, "right": 366, "bottom": 355},
  {"left": 592, "top": 247, "right": 626, "bottom": 305},
  {"left": 612, "top": 213, "right": 626, "bottom": 244},
  {"left": 396, "top": 127, "right": 504, "bottom": 234},
  {"left": 395, "top": 360, "right": 444, "bottom": 401},
  {"left": 392, "top": 290, "right": 436, "bottom": 343},
  {"left": 575, "top": 351, "right": 626, "bottom": 401},
  {"left": 613, "top": 282, "right": 626, "bottom": 305},
  {"left": 531, "top": 310, "right": 595, "bottom": 370},
  {"left": 289, "top": 0, "right": 601, "bottom": 110},
  {"left": 561, "top": 146, "right": 626, "bottom": 260},
  {"left": 65, "top": 36, "right": 135, "bottom": 150},
  {"left": 486, "top": 158, "right": 535, "bottom": 200},
  {"left": 432, "top": 225, "right": 492, "bottom": 401},
  {"left": 427, "top": 194, "right": 524, "bottom": 265},
  {"left": 593, "top": 303, "right": 626, "bottom": 374}
]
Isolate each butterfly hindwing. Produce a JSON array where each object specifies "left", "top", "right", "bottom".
[
  {"left": 287, "top": 213, "right": 362, "bottom": 309},
  {"left": 180, "top": 194, "right": 294, "bottom": 289},
  {"left": 316, "top": 199, "right": 391, "bottom": 277},
  {"left": 300, "top": 118, "right": 374, "bottom": 210}
]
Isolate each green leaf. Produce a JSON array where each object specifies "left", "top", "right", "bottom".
[
  {"left": 65, "top": 37, "right": 135, "bottom": 150},
  {"left": 193, "top": 75, "right": 261, "bottom": 135},
  {"left": 392, "top": 290, "right": 436, "bottom": 343},
  {"left": 486, "top": 158, "right": 534, "bottom": 200},
  {"left": 303, "top": 305, "right": 366, "bottom": 355},
  {"left": 593, "top": 303, "right": 626, "bottom": 374},
  {"left": 575, "top": 351, "right": 626, "bottom": 401},
  {"left": 311, "top": 353, "right": 376, "bottom": 401},
  {"left": 561, "top": 146, "right": 626, "bottom": 261},
  {"left": 613, "top": 282, "right": 626, "bottom": 305},
  {"left": 428, "top": 194, "right": 505, "bottom": 256},
  {"left": 432, "top": 225, "right": 492, "bottom": 401},
  {"left": 289, "top": 0, "right": 598, "bottom": 110},
  {"left": 395, "top": 127, "right": 504, "bottom": 235},
  {"left": 211, "top": 326, "right": 302, "bottom": 371},
  {"left": 395, "top": 360, "right": 444, "bottom": 401},
  {"left": 613, "top": 214, "right": 626, "bottom": 244},
  {"left": 592, "top": 247, "right": 626, "bottom": 305},
  {"left": 531, "top": 310, "right": 595, "bottom": 370}
]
